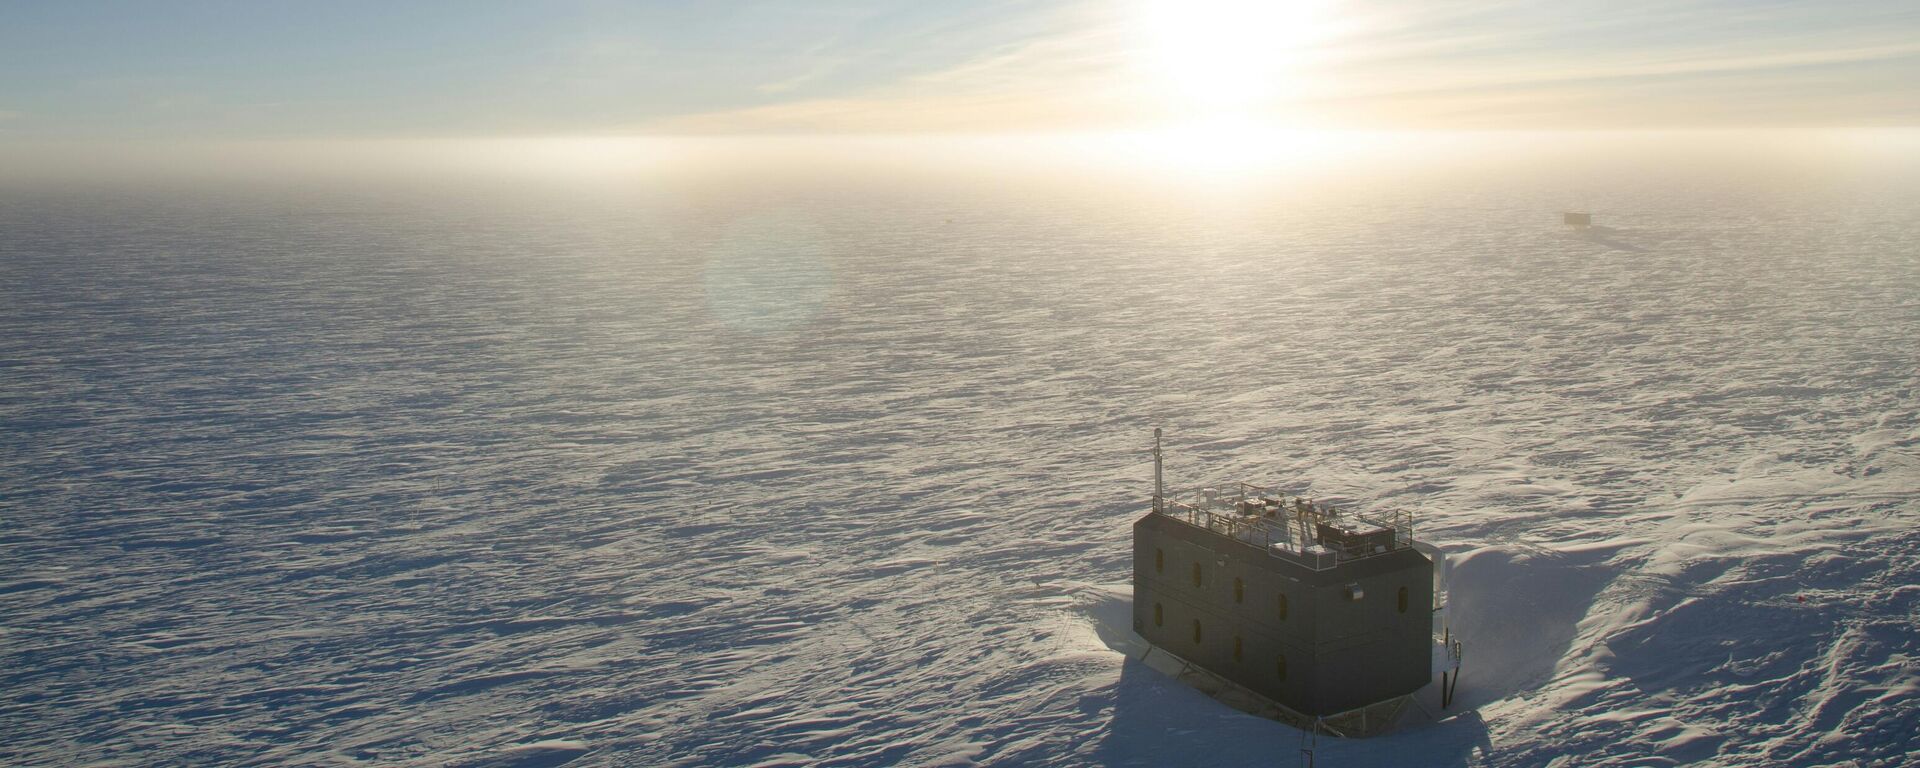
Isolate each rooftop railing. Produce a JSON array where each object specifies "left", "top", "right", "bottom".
[{"left": 1154, "top": 482, "right": 1414, "bottom": 571}]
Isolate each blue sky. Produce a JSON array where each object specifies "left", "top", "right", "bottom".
[{"left": 2, "top": 0, "right": 1917, "bottom": 138}]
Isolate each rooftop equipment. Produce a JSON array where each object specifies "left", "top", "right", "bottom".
[{"left": 1132, "top": 429, "right": 1462, "bottom": 737}]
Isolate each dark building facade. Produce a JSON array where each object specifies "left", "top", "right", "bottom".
[{"left": 1132, "top": 495, "right": 1435, "bottom": 718}]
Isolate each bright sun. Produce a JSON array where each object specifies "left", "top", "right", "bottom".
[{"left": 1133, "top": 0, "right": 1333, "bottom": 120}]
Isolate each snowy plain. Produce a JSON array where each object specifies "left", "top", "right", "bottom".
[{"left": 3, "top": 135, "right": 1918, "bottom": 766}]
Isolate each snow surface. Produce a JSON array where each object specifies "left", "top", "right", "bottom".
[{"left": 3, "top": 140, "right": 1919, "bottom": 766}]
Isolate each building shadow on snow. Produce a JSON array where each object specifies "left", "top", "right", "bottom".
[
  {"left": 1444, "top": 545, "right": 1620, "bottom": 710},
  {"left": 1093, "top": 660, "right": 1494, "bottom": 767},
  {"left": 1571, "top": 225, "right": 1647, "bottom": 252}
]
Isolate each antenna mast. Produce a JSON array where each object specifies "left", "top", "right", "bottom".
[{"left": 1152, "top": 427, "right": 1164, "bottom": 514}]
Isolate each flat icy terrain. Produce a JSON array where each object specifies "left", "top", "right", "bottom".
[{"left": 4, "top": 138, "right": 1918, "bottom": 766}]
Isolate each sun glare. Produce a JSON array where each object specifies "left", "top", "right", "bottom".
[
  {"left": 1125, "top": 0, "right": 1340, "bottom": 175},
  {"left": 1134, "top": 0, "right": 1333, "bottom": 118}
]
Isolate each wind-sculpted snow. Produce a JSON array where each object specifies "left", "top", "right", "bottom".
[{"left": 3, "top": 156, "right": 1918, "bottom": 766}]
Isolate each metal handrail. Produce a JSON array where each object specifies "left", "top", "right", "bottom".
[{"left": 1154, "top": 485, "right": 1415, "bottom": 572}]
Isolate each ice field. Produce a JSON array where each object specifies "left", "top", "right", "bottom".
[{"left": 4, "top": 136, "right": 1918, "bottom": 766}]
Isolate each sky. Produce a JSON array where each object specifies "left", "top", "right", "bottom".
[{"left": 2, "top": 0, "right": 1918, "bottom": 140}]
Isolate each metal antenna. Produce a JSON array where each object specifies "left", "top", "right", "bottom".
[{"left": 1152, "top": 428, "right": 1164, "bottom": 514}]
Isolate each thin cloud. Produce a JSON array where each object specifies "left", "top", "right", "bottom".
[
  {"left": 1332, "top": 41, "right": 1920, "bottom": 102},
  {"left": 7, "top": 0, "right": 1914, "bottom": 137},
  {"left": 649, "top": 14, "right": 1142, "bottom": 134},
  {"left": 645, "top": 0, "right": 1920, "bottom": 133}
]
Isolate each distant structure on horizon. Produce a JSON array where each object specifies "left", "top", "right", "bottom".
[
  {"left": 1131, "top": 429, "right": 1460, "bottom": 738},
  {"left": 1563, "top": 211, "right": 1593, "bottom": 228}
]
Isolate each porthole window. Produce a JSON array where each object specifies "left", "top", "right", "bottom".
[
  {"left": 1278, "top": 593, "right": 1289, "bottom": 621},
  {"left": 1233, "top": 577, "right": 1244, "bottom": 603},
  {"left": 1155, "top": 548, "right": 1164, "bottom": 573},
  {"left": 1277, "top": 654, "right": 1288, "bottom": 681},
  {"left": 1233, "top": 635, "right": 1243, "bottom": 662},
  {"left": 1191, "top": 562, "right": 1203, "bottom": 588},
  {"left": 1398, "top": 586, "right": 1409, "bottom": 614},
  {"left": 1154, "top": 602, "right": 1163, "bottom": 627},
  {"left": 1192, "top": 619, "right": 1203, "bottom": 644}
]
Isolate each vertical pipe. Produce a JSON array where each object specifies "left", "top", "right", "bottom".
[{"left": 1152, "top": 427, "right": 1164, "bottom": 514}]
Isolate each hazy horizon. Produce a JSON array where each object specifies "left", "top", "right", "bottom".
[{"left": 7, "top": 128, "right": 1920, "bottom": 184}]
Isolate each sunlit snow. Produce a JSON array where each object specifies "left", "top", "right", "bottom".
[{"left": 3, "top": 136, "right": 1917, "bottom": 766}]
